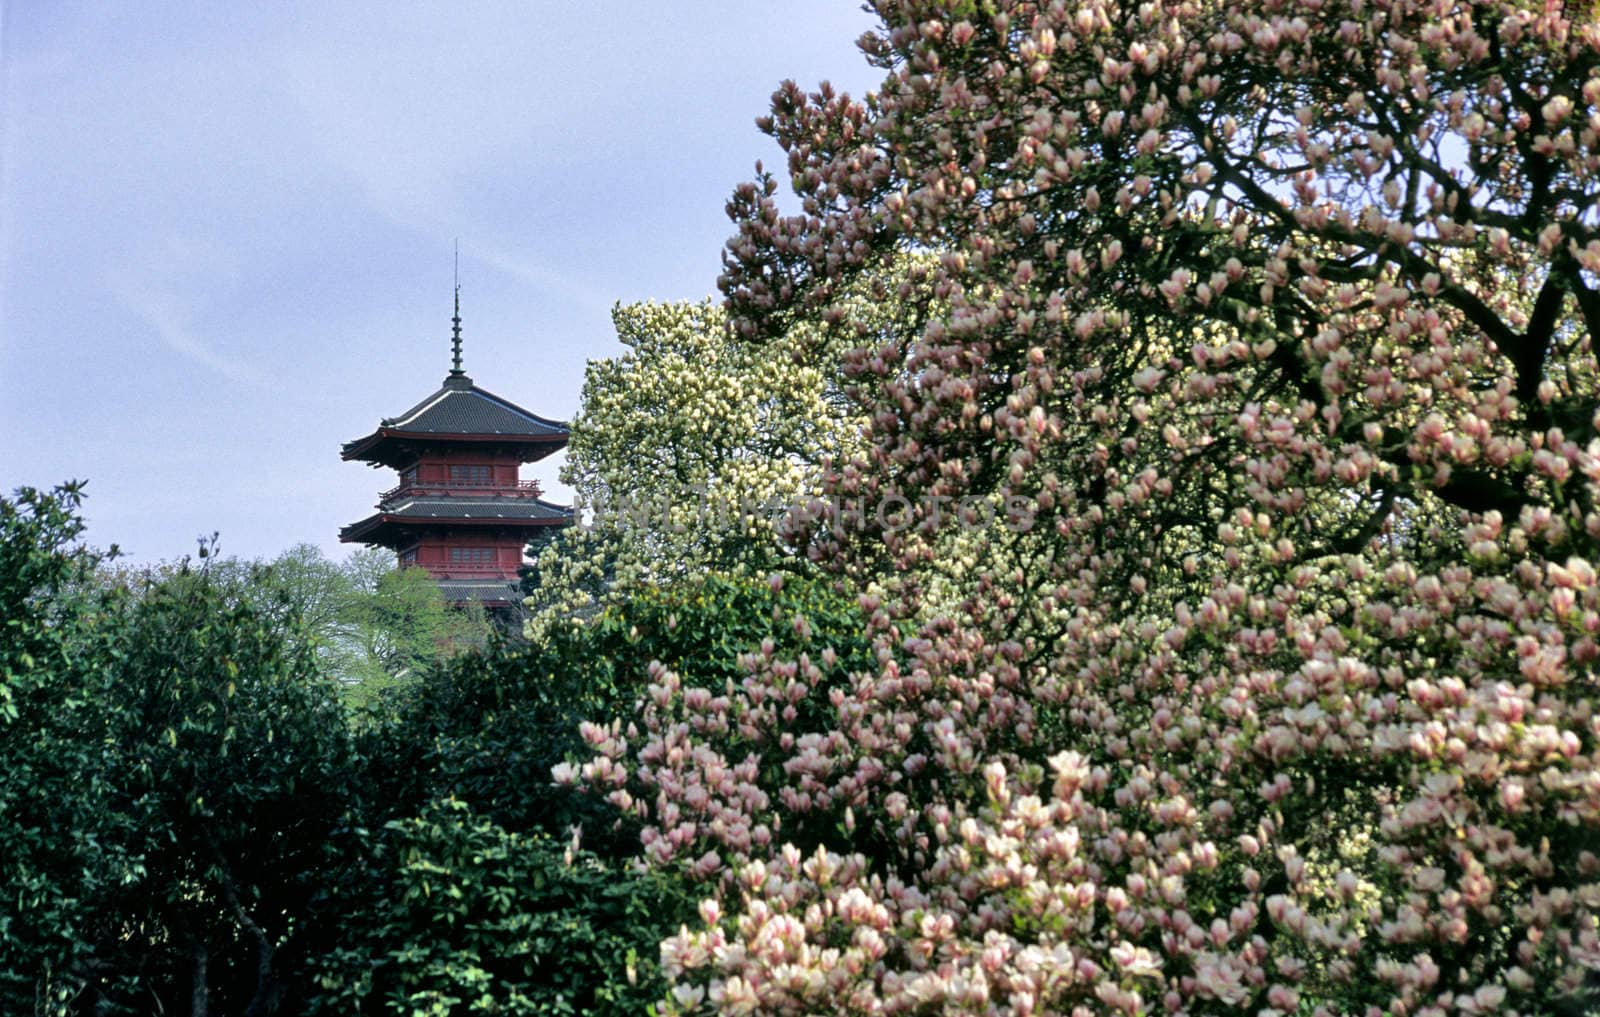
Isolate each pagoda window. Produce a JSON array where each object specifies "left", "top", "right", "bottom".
[
  {"left": 400, "top": 466, "right": 418, "bottom": 486},
  {"left": 449, "top": 464, "right": 493, "bottom": 487},
  {"left": 450, "top": 547, "right": 497, "bottom": 563},
  {"left": 399, "top": 548, "right": 418, "bottom": 565}
]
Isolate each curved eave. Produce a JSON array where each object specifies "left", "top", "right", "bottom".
[
  {"left": 340, "top": 512, "right": 572, "bottom": 546},
  {"left": 341, "top": 429, "right": 569, "bottom": 467}
]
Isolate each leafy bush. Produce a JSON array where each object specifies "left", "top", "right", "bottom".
[
  {"left": 307, "top": 799, "right": 693, "bottom": 1017},
  {"left": 1, "top": 486, "right": 358, "bottom": 1015}
]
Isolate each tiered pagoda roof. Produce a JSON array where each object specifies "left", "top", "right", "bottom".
[
  {"left": 339, "top": 289, "right": 573, "bottom": 609},
  {"left": 341, "top": 373, "right": 570, "bottom": 469}
]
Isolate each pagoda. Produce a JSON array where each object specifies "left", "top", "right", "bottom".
[{"left": 340, "top": 293, "right": 570, "bottom": 608}]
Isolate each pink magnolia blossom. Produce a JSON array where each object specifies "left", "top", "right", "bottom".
[{"left": 590, "top": 0, "right": 1600, "bottom": 1013}]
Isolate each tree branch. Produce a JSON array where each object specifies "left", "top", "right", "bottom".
[
  {"left": 1518, "top": 269, "right": 1566, "bottom": 405},
  {"left": 1322, "top": 486, "right": 1397, "bottom": 559},
  {"left": 208, "top": 839, "right": 279, "bottom": 1017},
  {"left": 1563, "top": 262, "right": 1600, "bottom": 357}
]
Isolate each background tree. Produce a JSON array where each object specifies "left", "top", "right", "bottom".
[
  {"left": 99, "top": 543, "right": 490, "bottom": 702},
  {"left": 200, "top": 542, "right": 351, "bottom": 649},
  {"left": 340, "top": 547, "right": 490, "bottom": 703}
]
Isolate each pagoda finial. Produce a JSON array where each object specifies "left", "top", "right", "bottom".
[
  {"left": 450, "top": 287, "right": 464, "bottom": 376},
  {"left": 449, "top": 243, "right": 465, "bottom": 378}
]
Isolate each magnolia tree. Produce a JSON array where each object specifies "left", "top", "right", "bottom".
[
  {"left": 575, "top": 1, "right": 1600, "bottom": 1014},
  {"left": 525, "top": 292, "right": 931, "bottom": 629},
  {"left": 524, "top": 299, "right": 863, "bottom": 627}
]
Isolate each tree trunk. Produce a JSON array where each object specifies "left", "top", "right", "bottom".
[{"left": 189, "top": 941, "right": 208, "bottom": 1017}]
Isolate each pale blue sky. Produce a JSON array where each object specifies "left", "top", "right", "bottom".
[{"left": 1, "top": 1, "right": 881, "bottom": 564}]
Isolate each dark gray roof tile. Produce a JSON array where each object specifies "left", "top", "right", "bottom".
[
  {"left": 381, "top": 377, "right": 568, "bottom": 437},
  {"left": 436, "top": 580, "right": 523, "bottom": 604},
  {"left": 377, "top": 496, "right": 573, "bottom": 522}
]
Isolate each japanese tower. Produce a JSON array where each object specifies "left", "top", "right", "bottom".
[{"left": 340, "top": 293, "right": 571, "bottom": 608}]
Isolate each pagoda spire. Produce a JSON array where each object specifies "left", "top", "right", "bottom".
[{"left": 449, "top": 285, "right": 465, "bottom": 378}]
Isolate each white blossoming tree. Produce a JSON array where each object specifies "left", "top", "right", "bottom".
[{"left": 524, "top": 281, "right": 933, "bottom": 628}]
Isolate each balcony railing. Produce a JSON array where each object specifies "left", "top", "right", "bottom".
[
  {"left": 379, "top": 479, "right": 543, "bottom": 503},
  {"left": 434, "top": 567, "right": 520, "bottom": 579}
]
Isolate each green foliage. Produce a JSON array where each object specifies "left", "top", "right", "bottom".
[
  {"left": 306, "top": 799, "right": 693, "bottom": 1017},
  {"left": 87, "top": 561, "right": 358, "bottom": 1014},
  {"left": 342, "top": 552, "right": 490, "bottom": 705},
  {"left": 0, "top": 484, "right": 127, "bottom": 1009},
  {"left": 0, "top": 485, "right": 360, "bottom": 1015},
  {"left": 363, "top": 625, "right": 625, "bottom": 848}
]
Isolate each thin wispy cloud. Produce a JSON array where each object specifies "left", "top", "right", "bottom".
[
  {"left": 107, "top": 234, "right": 262, "bottom": 387},
  {"left": 110, "top": 279, "right": 261, "bottom": 387},
  {"left": 271, "top": 12, "right": 616, "bottom": 314},
  {"left": 459, "top": 239, "right": 613, "bottom": 315}
]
